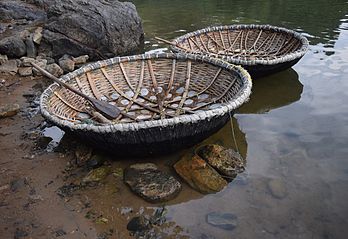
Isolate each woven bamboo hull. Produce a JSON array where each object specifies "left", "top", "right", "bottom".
[
  {"left": 171, "top": 25, "right": 309, "bottom": 77},
  {"left": 60, "top": 114, "right": 230, "bottom": 155},
  {"left": 244, "top": 58, "right": 301, "bottom": 77}
]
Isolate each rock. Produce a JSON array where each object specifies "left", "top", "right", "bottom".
[
  {"left": 267, "top": 178, "right": 287, "bottom": 199},
  {"left": 14, "top": 228, "right": 28, "bottom": 239},
  {"left": 206, "top": 212, "right": 238, "bottom": 231},
  {"left": 41, "top": 0, "right": 143, "bottom": 59},
  {"left": 36, "top": 54, "right": 55, "bottom": 64},
  {"left": 0, "top": 60, "right": 18, "bottom": 74},
  {"left": 86, "top": 154, "right": 106, "bottom": 169},
  {"left": 45, "top": 63, "right": 63, "bottom": 77},
  {"left": 127, "top": 215, "right": 151, "bottom": 233},
  {"left": 73, "top": 55, "right": 89, "bottom": 65},
  {"left": 174, "top": 154, "right": 227, "bottom": 194},
  {"left": 36, "top": 136, "right": 52, "bottom": 149},
  {"left": 0, "top": 1, "right": 46, "bottom": 21},
  {"left": 10, "top": 178, "right": 27, "bottom": 192},
  {"left": 198, "top": 144, "right": 245, "bottom": 177},
  {"left": 33, "top": 27, "right": 43, "bottom": 44},
  {"left": 124, "top": 163, "right": 181, "bottom": 202},
  {"left": 0, "top": 36, "right": 26, "bottom": 58},
  {"left": 25, "top": 35, "right": 37, "bottom": 58},
  {"left": 82, "top": 166, "right": 111, "bottom": 184},
  {"left": 0, "top": 54, "right": 8, "bottom": 64},
  {"left": 0, "top": 103, "right": 20, "bottom": 118},
  {"left": 18, "top": 67, "right": 33, "bottom": 77},
  {"left": 58, "top": 56, "right": 75, "bottom": 72}
]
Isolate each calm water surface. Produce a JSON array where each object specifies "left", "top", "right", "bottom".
[{"left": 127, "top": 0, "right": 348, "bottom": 238}]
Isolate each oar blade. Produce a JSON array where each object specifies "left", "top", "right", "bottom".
[{"left": 90, "top": 98, "right": 121, "bottom": 119}]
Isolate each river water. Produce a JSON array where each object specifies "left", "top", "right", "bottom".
[{"left": 128, "top": 0, "right": 348, "bottom": 238}]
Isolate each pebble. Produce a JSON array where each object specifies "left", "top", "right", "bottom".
[
  {"left": 82, "top": 166, "right": 111, "bottom": 184},
  {"left": 18, "top": 67, "right": 33, "bottom": 76},
  {"left": 0, "top": 103, "right": 20, "bottom": 118},
  {"left": 124, "top": 163, "right": 181, "bottom": 202},
  {"left": 206, "top": 212, "right": 238, "bottom": 231},
  {"left": 174, "top": 154, "right": 227, "bottom": 194},
  {"left": 86, "top": 154, "right": 106, "bottom": 169},
  {"left": 267, "top": 178, "right": 288, "bottom": 199}
]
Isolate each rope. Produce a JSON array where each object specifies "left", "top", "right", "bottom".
[{"left": 228, "top": 110, "right": 240, "bottom": 154}]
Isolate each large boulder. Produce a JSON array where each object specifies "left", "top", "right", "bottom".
[
  {"left": 40, "top": 0, "right": 144, "bottom": 59},
  {"left": 0, "top": 36, "right": 26, "bottom": 58}
]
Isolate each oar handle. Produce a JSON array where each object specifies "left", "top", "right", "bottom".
[
  {"left": 31, "top": 62, "right": 92, "bottom": 101},
  {"left": 155, "top": 37, "right": 192, "bottom": 52}
]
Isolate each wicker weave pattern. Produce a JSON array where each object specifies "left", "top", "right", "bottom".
[
  {"left": 171, "top": 25, "right": 309, "bottom": 66},
  {"left": 40, "top": 53, "right": 252, "bottom": 134}
]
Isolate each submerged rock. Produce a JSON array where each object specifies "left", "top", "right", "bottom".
[
  {"left": 0, "top": 103, "right": 20, "bottom": 118},
  {"left": 124, "top": 163, "right": 181, "bottom": 202},
  {"left": 174, "top": 154, "right": 227, "bottom": 194},
  {"left": 206, "top": 212, "right": 238, "bottom": 231},
  {"left": 198, "top": 144, "right": 245, "bottom": 177},
  {"left": 127, "top": 215, "right": 151, "bottom": 233},
  {"left": 82, "top": 166, "right": 111, "bottom": 184},
  {"left": 267, "top": 178, "right": 287, "bottom": 199}
]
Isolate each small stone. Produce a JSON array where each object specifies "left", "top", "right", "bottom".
[
  {"left": 0, "top": 60, "right": 18, "bottom": 74},
  {"left": 174, "top": 154, "right": 227, "bottom": 194},
  {"left": 55, "top": 229, "right": 67, "bottom": 237},
  {"left": 95, "top": 217, "right": 109, "bottom": 224},
  {"left": 0, "top": 54, "right": 8, "bottom": 64},
  {"left": 45, "top": 63, "right": 63, "bottom": 77},
  {"left": 86, "top": 154, "right": 106, "bottom": 169},
  {"left": 127, "top": 215, "right": 151, "bottom": 233},
  {"left": 112, "top": 168, "right": 123, "bottom": 178},
  {"left": 0, "top": 103, "right": 20, "bottom": 118},
  {"left": 267, "top": 179, "right": 287, "bottom": 199},
  {"left": 82, "top": 166, "right": 111, "bottom": 184},
  {"left": 198, "top": 144, "right": 245, "bottom": 177},
  {"left": 25, "top": 35, "right": 36, "bottom": 58},
  {"left": 36, "top": 136, "right": 53, "bottom": 149},
  {"left": 0, "top": 36, "right": 26, "bottom": 58},
  {"left": 56, "top": 183, "right": 81, "bottom": 198},
  {"left": 73, "top": 55, "right": 89, "bottom": 65},
  {"left": 124, "top": 163, "right": 181, "bottom": 202},
  {"left": 59, "top": 56, "right": 75, "bottom": 72},
  {"left": 206, "top": 212, "right": 237, "bottom": 231},
  {"left": 75, "top": 144, "right": 93, "bottom": 166},
  {"left": 18, "top": 67, "right": 33, "bottom": 77},
  {"left": 14, "top": 228, "right": 28, "bottom": 239},
  {"left": 33, "top": 27, "right": 43, "bottom": 44}
]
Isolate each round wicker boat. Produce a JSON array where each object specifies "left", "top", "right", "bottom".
[
  {"left": 171, "top": 25, "right": 309, "bottom": 77},
  {"left": 40, "top": 53, "right": 252, "bottom": 155}
]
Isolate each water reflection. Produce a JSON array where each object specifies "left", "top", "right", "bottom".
[{"left": 238, "top": 68, "right": 303, "bottom": 114}]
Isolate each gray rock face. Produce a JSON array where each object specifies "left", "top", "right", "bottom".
[
  {"left": 41, "top": 0, "right": 144, "bottom": 59},
  {"left": 0, "top": 0, "right": 46, "bottom": 21},
  {"left": 0, "top": 36, "right": 26, "bottom": 58},
  {"left": 124, "top": 163, "right": 181, "bottom": 203}
]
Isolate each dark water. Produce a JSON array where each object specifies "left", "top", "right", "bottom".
[{"left": 128, "top": 0, "right": 348, "bottom": 238}]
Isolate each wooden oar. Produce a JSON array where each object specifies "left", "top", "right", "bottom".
[{"left": 31, "top": 62, "right": 121, "bottom": 119}]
